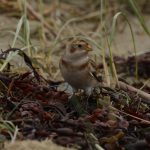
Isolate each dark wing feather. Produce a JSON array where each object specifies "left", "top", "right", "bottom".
[{"left": 88, "top": 59, "right": 102, "bottom": 82}]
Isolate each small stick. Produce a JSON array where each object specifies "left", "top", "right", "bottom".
[
  {"left": 110, "top": 106, "right": 150, "bottom": 124},
  {"left": 26, "top": 3, "right": 56, "bottom": 37},
  {"left": 118, "top": 81, "right": 150, "bottom": 102}
]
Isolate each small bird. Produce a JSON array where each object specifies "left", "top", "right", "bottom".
[{"left": 59, "top": 39, "right": 100, "bottom": 96}]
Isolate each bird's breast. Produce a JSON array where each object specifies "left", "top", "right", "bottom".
[
  {"left": 60, "top": 58, "right": 95, "bottom": 89},
  {"left": 60, "top": 57, "right": 88, "bottom": 71}
]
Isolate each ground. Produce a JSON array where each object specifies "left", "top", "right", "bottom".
[{"left": 0, "top": 1, "right": 150, "bottom": 150}]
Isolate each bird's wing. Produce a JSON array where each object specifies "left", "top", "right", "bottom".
[
  {"left": 88, "top": 59, "right": 102, "bottom": 82},
  {"left": 89, "top": 59, "right": 98, "bottom": 71}
]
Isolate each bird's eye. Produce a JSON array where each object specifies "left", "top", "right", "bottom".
[{"left": 77, "top": 44, "right": 82, "bottom": 48}]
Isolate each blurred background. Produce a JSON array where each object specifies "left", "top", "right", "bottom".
[{"left": 0, "top": 0, "right": 149, "bottom": 80}]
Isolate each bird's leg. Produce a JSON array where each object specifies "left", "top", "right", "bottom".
[
  {"left": 73, "top": 88, "right": 78, "bottom": 96},
  {"left": 85, "top": 87, "right": 93, "bottom": 110},
  {"left": 69, "top": 88, "right": 87, "bottom": 115}
]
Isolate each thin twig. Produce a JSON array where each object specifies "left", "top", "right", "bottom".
[
  {"left": 26, "top": 2, "right": 56, "bottom": 37},
  {"left": 110, "top": 106, "right": 150, "bottom": 124},
  {"left": 118, "top": 81, "right": 150, "bottom": 102}
]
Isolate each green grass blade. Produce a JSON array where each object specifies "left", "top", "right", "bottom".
[
  {"left": 128, "top": 0, "right": 150, "bottom": 36},
  {"left": 24, "top": 18, "right": 31, "bottom": 56},
  {"left": 110, "top": 12, "right": 138, "bottom": 79},
  {"left": 11, "top": 16, "right": 24, "bottom": 48}
]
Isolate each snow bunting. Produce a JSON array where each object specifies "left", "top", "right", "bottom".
[{"left": 59, "top": 39, "right": 100, "bottom": 96}]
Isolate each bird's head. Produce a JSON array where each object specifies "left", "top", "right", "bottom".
[
  {"left": 63, "top": 39, "right": 92, "bottom": 61},
  {"left": 69, "top": 39, "right": 92, "bottom": 54}
]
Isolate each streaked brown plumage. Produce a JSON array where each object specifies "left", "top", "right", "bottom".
[{"left": 59, "top": 39, "right": 99, "bottom": 95}]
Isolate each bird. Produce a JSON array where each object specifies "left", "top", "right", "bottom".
[{"left": 59, "top": 39, "right": 100, "bottom": 96}]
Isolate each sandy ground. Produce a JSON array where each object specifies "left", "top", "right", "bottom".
[
  {"left": 0, "top": 15, "right": 150, "bottom": 56},
  {"left": 3, "top": 140, "right": 75, "bottom": 150},
  {"left": 112, "top": 15, "right": 150, "bottom": 56},
  {"left": 0, "top": 11, "right": 149, "bottom": 150}
]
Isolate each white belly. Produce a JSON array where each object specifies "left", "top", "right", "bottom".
[{"left": 60, "top": 63, "right": 96, "bottom": 90}]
